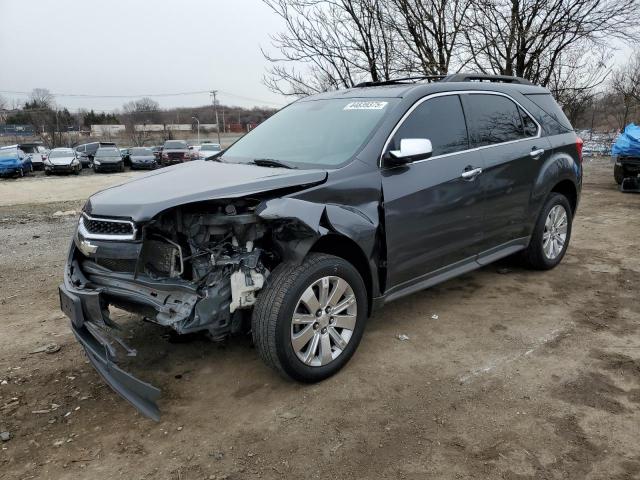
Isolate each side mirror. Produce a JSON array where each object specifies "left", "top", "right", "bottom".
[{"left": 387, "top": 138, "right": 433, "bottom": 165}]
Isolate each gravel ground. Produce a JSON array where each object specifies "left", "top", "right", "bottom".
[{"left": 0, "top": 156, "right": 639, "bottom": 480}]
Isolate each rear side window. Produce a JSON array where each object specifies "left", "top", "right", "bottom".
[
  {"left": 525, "top": 93, "right": 573, "bottom": 133},
  {"left": 520, "top": 107, "right": 538, "bottom": 137},
  {"left": 465, "top": 94, "right": 525, "bottom": 147},
  {"left": 391, "top": 95, "right": 468, "bottom": 157}
]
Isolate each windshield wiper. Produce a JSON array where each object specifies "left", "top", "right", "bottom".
[{"left": 250, "top": 158, "right": 297, "bottom": 169}]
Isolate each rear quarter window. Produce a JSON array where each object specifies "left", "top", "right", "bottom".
[
  {"left": 525, "top": 93, "right": 573, "bottom": 134},
  {"left": 464, "top": 94, "right": 526, "bottom": 147}
]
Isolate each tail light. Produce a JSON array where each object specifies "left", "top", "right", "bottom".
[{"left": 576, "top": 137, "right": 583, "bottom": 163}]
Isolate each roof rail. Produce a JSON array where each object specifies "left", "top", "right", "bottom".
[
  {"left": 441, "top": 73, "right": 534, "bottom": 85},
  {"left": 355, "top": 75, "right": 447, "bottom": 88},
  {"left": 353, "top": 72, "right": 534, "bottom": 88}
]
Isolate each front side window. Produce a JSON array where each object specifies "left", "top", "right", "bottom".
[
  {"left": 465, "top": 94, "right": 525, "bottom": 147},
  {"left": 389, "top": 95, "right": 469, "bottom": 158},
  {"left": 222, "top": 98, "right": 399, "bottom": 169}
]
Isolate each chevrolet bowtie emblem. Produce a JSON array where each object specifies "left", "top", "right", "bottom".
[{"left": 79, "top": 239, "right": 98, "bottom": 255}]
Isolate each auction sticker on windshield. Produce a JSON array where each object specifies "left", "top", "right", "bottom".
[{"left": 343, "top": 101, "right": 388, "bottom": 110}]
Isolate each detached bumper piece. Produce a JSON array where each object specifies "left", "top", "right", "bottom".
[{"left": 59, "top": 284, "right": 161, "bottom": 421}]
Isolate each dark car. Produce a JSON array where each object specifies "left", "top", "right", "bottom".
[
  {"left": 129, "top": 147, "right": 157, "bottom": 170},
  {"left": 93, "top": 147, "right": 124, "bottom": 173},
  {"left": 161, "top": 140, "right": 191, "bottom": 166},
  {"left": 120, "top": 148, "right": 131, "bottom": 166},
  {"left": 75, "top": 142, "right": 117, "bottom": 167},
  {"left": 59, "top": 74, "right": 582, "bottom": 420}
]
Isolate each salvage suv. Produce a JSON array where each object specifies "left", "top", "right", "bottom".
[{"left": 60, "top": 74, "right": 582, "bottom": 419}]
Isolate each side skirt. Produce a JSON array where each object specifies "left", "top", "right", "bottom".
[{"left": 373, "top": 237, "right": 530, "bottom": 308}]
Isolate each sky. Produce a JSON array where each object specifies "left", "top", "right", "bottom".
[
  {"left": 0, "top": 1, "right": 634, "bottom": 114},
  {"left": 0, "top": 0, "right": 289, "bottom": 112}
]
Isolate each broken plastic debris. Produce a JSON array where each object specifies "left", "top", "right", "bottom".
[
  {"left": 396, "top": 334, "right": 410, "bottom": 341},
  {"left": 29, "top": 343, "right": 61, "bottom": 354},
  {"left": 431, "top": 314, "right": 439, "bottom": 320}
]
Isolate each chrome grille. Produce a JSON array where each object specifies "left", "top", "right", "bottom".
[{"left": 78, "top": 214, "right": 136, "bottom": 241}]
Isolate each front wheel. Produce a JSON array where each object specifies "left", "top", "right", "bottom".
[
  {"left": 252, "top": 253, "right": 368, "bottom": 383},
  {"left": 524, "top": 193, "right": 573, "bottom": 270}
]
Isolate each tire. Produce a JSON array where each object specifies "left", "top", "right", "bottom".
[
  {"left": 45, "top": 170, "right": 51, "bottom": 176},
  {"left": 18, "top": 168, "right": 24, "bottom": 178},
  {"left": 614, "top": 164, "right": 625, "bottom": 185},
  {"left": 119, "top": 162, "right": 125, "bottom": 172},
  {"left": 524, "top": 193, "right": 573, "bottom": 270},
  {"left": 252, "top": 253, "right": 368, "bottom": 383}
]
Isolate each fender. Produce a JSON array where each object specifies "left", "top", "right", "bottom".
[
  {"left": 256, "top": 197, "right": 383, "bottom": 298},
  {"left": 528, "top": 147, "right": 581, "bottom": 231}
]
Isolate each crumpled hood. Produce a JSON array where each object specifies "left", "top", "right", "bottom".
[{"left": 86, "top": 160, "right": 328, "bottom": 221}]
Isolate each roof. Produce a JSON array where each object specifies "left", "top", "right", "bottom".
[{"left": 301, "top": 74, "right": 549, "bottom": 102}]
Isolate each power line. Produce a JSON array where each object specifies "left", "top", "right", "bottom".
[{"left": 0, "top": 88, "right": 286, "bottom": 107}]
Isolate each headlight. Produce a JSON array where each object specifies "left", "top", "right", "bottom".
[
  {"left": 94, "top": 160, "right": 101, "bottom": 165},
  {"left": 44, "top": 159, "right": 53, "bottom": 166},
  {"left": 71, "top": 158, "right": 79, "bottom": 165}
]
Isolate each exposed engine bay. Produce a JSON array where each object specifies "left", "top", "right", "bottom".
[{"left": 71, "top": 199, "right": 277, "bottom": 340}]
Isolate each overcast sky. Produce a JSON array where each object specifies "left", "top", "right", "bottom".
[
  {"left": 0, "top": 1, "right": 634, "bottom": 114},
  {"left": 0, "top": 0, "right": 289, "bottom": 112}
]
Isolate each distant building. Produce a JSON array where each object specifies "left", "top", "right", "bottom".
[
  {"left": 0, "top": 124, "right": 36, "bottom": 137},
  {"left": 91, "top": 124, "right": 126, "bottom": 136}
]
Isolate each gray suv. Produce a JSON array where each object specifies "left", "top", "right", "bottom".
[{"left": 59, "top": 74, "right": 582, "bottom": 419}]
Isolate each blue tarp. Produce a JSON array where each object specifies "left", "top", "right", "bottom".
[{"left": 612, "top": 123, "right": 640, "bottom": 157}]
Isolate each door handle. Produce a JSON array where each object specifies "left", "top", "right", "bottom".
[
  {"left": 461, "top": 167, "right": 483, "bottom": 180},
  {"left": 530, "top": 148, "right": 545, "bottom": 159}
]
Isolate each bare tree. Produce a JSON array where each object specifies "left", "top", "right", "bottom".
[
  {"left": 462, "top": 0, "right": 639, "bottom": 86},
  {"left": 546, "top": 45, "right": 610, "bottom": 125},
  {"left": 122, "top": 98, "right": 161, "bottom": 146},
  {"left": 391, "top": 0, "right": 472, "bottom": 74},
  {"left": 611, "top": 49, "right": 640, "bottom": 128},
  {"left": 28, "top": 88, "right": 54, "bottom": 109},
  {"left": 262, "top": 0, "right": 401, "bottom": 95}
]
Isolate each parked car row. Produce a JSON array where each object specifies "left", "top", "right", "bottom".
[{"left": 0, "top": 139, "right": 223, "bottom": 179}]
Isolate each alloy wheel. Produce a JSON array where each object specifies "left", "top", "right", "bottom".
[
  {"left": 542, "top": 204, "right": 568, "bottom": 260},
  {"left": 290, "top": 275, "right": 357, "bottom": 367}
]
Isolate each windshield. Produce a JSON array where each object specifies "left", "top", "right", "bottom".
[
  {"left": 0, "top": 149, "right": 18, "bottom": 159},
  {"left": 97, "top": 148, "right": 121, "bottom": 157},
  {"left": 221, "top": 98, "right": 397, "bottom": 168},
  {"left": 49, "top": 150, "right": 74, "bottom": 158},
  {"left": 20, "top": 146, "right": 38, "bottom": 153},
  {"left": 201, "top": 144, "right": 221, "bottom": 151},
  {"left": 131, "top": 147, "right": 152, "bottom": 155},
  {"left": 164, "top": 141, "right": 187, "bottom": 149}
]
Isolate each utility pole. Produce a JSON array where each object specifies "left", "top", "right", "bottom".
[
  {"left": 192, "top": 116, "right": 200, "bottom": 145},
  {"left": 210, "top": 90, "right": 221, "bottom": 145}
]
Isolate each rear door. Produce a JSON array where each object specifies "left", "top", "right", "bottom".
[
  {"left": 382, "top": 94, "right": 486, "bottom": 290},
  {"left": 462, "top": 92, "right": 551, "bottom": 254}
]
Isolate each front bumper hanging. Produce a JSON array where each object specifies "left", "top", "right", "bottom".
[{"left": 59, "top": 284, "right": 161, "bottom": 421}]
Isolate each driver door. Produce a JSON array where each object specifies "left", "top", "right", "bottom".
[{"left": 381, "top": 94, "right": 486, "bottom": 292}]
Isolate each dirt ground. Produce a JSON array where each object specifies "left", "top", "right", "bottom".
[{"left": 0, "top": 156, "right": 639, "bottom": 480}]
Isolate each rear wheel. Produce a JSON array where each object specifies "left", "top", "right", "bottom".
[
  {"left": 524, "top": 193, "right": 572, "bottom": 270},
  {"left": 252, "top": 253, "right": 367, "bottom": 382},
  {"left": 614, "top": 164, "right": 625, "bottom": 185}
]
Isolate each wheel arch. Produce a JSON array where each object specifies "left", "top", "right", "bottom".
[
  {"left": 550, "top": 179, "right": 578, "bottom": 214},
  {"left": 309, "top": 233, "right": 373, "bottom": 316}
]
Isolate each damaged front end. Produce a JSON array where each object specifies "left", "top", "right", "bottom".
[{"left": 60, "top": 198, "right": 282, "bottom": 420}]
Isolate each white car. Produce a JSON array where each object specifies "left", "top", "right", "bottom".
[
  {"left": 44, "top": 148, "right": 82, "bottom": 175},
  {"left": 19, "top": 143, "right": 48, "bottom": 170},
  {"left": 198, "top": 143, "right": 222, "bottom": 159}
]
